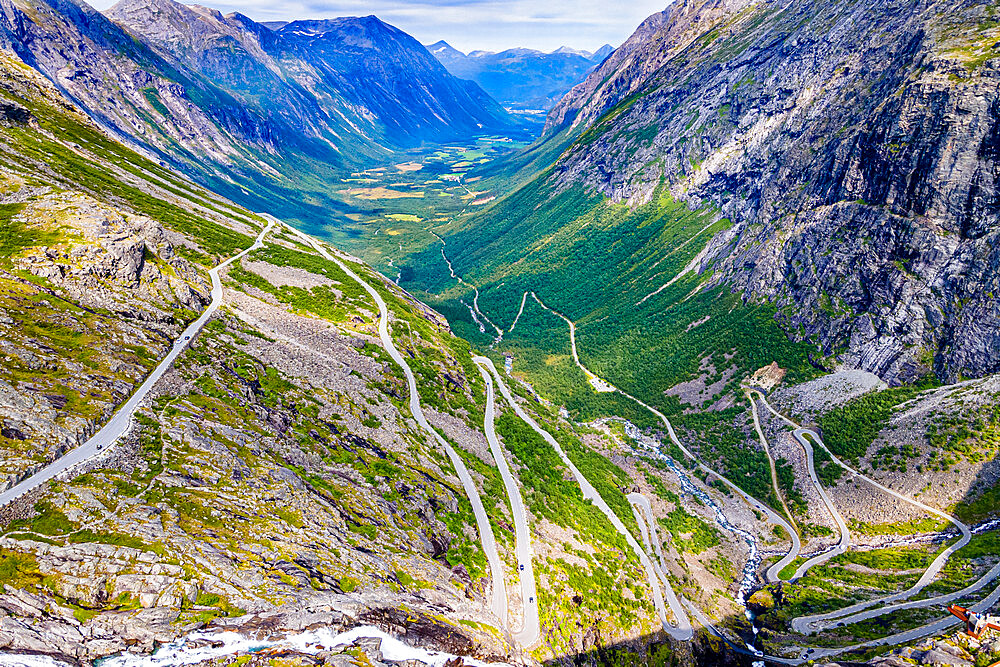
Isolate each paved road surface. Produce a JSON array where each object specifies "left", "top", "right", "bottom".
[
  {"left": 281, "top": 221, "right": 509, "bottom": 625},
  {"left": 474, "top": 357, "right": 540, "bottom": 647},
  {"left": 628, "top": 490, "right": 694, "bottom": 626},
  {"left": 790, "top": 426, "right": 999, "bottom": 633},
  {"left": 460, "top": 287, "right": 1000, "bottom": 655},
  {"left": 807, "top": 578, "right": 1000, "bottom": 664},
  {"left": 787, "top": 424, "right": 851, "bottom": 580},
  {"left": 0, "top": 220, "right": 275, "bottom": 508},
  {"left": 749, "top": 392, "right": 800, "bottom": 536},
  {"left": 481, "top": 359, "right": 693, "bottom": 640},
  {"left": 752, "top": 395, "right": 990, "bottom": 634},
  {"left": 2, "top": 206, "right": 990, "bottom": 660},
  {"left": 688, "top": 577, "right": 1000, "bottom": 666},
  {"left": 522, "top": 293, "right": 995, "bottom": 653},
  {"left": 748, "top": 395, "right": 802, "bottom": 583},
  {"left": 748, "top": 391, "right": 850, "bottom": 581}
]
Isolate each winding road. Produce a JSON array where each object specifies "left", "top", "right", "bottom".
[
  {"left": 748, "top": 391, "right": 800, "bottom": 534},
  {"left": 479, "top": 356, "right": 694, "bottom": 640},
  {"left": 431, "top": 231, "right": 503, "bottom": 343},
  {"left": 531, "top": 293, "right": 615, "bottom": 392},
  {"left": 522, "top": 290, "right": 1000, "bottom": 657},
  {"left": 0, "top": 219, "right": 275, "bottom": 508},
  {"left": 748, "top": 394, "right": 803, "bottom": 582},
  {"left": 18, "top": 208, "right": 987, "bottom": 657},
  {"left": 280, "top": 221, "right": 511, "bottom": 624},
  {"left": 748, "top": 391, "right": 850, "bottom": 581},
  {"left": 751, "top": 394, "right": 1000, "bottom": 636},
  {"left": 473, "top": 356, "right": 540, "bottom": 647},
  {"left": 529, "top": 293, "right": 800, "bottom": 582},
  {"left": 629, "top": 490, "right": 688, "bottom": 614},
  {"left": 786, "top": 424, "right": 851, "bottom": 580},
  {"left": 3, "top": 193, "right": 997, "bottom": 663},
  {"left": 803, "top": 579, "right": 1000, "bottom": 664}
]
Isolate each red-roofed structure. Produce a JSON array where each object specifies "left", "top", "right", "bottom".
[{"left": 948, "top": 605, "right": 1000, "bottom": 639}]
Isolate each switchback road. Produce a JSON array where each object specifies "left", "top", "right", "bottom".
[
  {"left": 282, "top": 221, "right": 509, "bottom": 624},
  {"left": 481, "top": 356, "right": 693, "bottom": 640},
  {"left": 0, "top": 220, "right": 275, "bottom": 508},
  {"left": 473, "top": 357, "right": 540, "bottom": 647}
]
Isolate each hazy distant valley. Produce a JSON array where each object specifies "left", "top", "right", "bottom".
[{"left": 0, "top": 0, "right": 999, "bottom": 666}]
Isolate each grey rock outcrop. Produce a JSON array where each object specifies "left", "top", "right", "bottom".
[{"left": 545, "top": 0, "right": 1000, "bottom": 384}]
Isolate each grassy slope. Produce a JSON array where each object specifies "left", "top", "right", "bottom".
[{"left": 399, "top": 152, "right": 820, "bottom": 503}]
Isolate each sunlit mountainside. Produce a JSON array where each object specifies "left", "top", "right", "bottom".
[{"left": 0, "top": 0, "right": 999, "bottom": 666}]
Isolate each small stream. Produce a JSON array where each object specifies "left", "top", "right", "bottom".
[
  {"left": 844, "top": 516, "right": 999, "bottom": 552},
  {"left": 973, "top": 518, "right": 1000, "bottom": 534},
  {"left": 613, "top": 419, "right": 762, "bottom": 604}
]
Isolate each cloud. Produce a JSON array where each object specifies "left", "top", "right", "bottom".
[{"left": 91, "top": 0, "right": 670, "bottom": 52}]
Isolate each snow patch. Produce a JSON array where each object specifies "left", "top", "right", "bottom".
[{"left": 88, "top": 626, "right": 511, "bottom": 667}]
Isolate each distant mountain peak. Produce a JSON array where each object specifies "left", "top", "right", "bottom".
[
  {"left": 500, "top": 47, "right": 545, "bottom": 57},
  {"left": 274, "top": 15, "right": 415, "bottom": 47},
  {"left": 427, "top": 40, "right": 602, "bottom": 110},
  {"left": 552, "top": 45, "right": 592, "bottom": 58},
  {"left": 592, "top": 44, "right": 614, "bottom": 61},
  {"left": 105, "top": 0, "right": 241, "bottom": 56},
  {"left": 426, "top": 40, "right": 465, "bottom": 58},
  {"left": 107, "top": 0, "right": 182, "bottom": 15}
]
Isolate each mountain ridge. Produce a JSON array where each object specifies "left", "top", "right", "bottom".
[
  {"left": 0, "top": 0, "right": 522, "bottom": 231},
  {"left": 426, "top": 39, "right": 610, "bottom": 110},
  {"left": 104, "top": 0, "right": 516, "bottom": 147}
]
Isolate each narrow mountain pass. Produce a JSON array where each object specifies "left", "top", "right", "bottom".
[
  {"left": 686, "top": 578, "right": 1000, "bottom": 666},
  {"left": 0, "top": 219, "right": 276, "bottom": 508},
  {"left": 534, "top": 315, "right": 1000, "bottom": 660},
  {"left": 473, "top": 356, "right": 540, "bottom": 647},
  {"left": 279, "top": 219, "right": 510, "bottom": 626},
  {"left": 471, "top": 281, "right": 992, "bottom": 658},
  {"left": 480, "top": 357, "right": 694, "bottom": 640}
]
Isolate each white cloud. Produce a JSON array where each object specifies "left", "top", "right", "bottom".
[{"left": 92, "top": 0, "right": 670, "bottom": 53}]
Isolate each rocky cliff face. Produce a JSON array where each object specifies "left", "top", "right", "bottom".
[
  {"left": 541, "top": 0, "right": 1000, "bottom": 384},
  {"left": 0, "top": 183, "right": 213, "bottom": 493},
  {"left": 0, "top": 0, "right": 252, "bottom": 162}
]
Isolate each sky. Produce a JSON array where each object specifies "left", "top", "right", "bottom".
[{"left": 90, "top": 0, "right": 669, "bottom": 53}]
